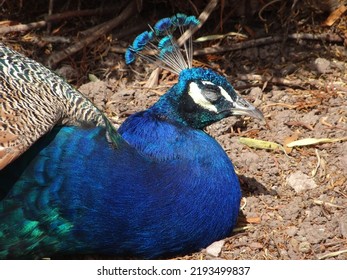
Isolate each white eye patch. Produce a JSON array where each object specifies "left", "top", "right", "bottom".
[
  {"left": 219, "top": 86, "right": 233, "bottom": 102},
  {"left": 188, "top": 82, "right": 218, "bottom": 112}
]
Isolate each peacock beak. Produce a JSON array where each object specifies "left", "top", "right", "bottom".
[{"left": 230, "top": 96, "right": 265, "bottom": 121}]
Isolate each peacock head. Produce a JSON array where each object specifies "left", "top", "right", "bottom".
[{"left": 125, "top": 14, "right": 264, "bottom": 129}]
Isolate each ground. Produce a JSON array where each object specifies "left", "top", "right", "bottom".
[{"left": 1, "top": 0, "right": 346, "bottom": 260}]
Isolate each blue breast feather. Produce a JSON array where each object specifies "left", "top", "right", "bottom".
[{"left": 0, "top": 109, "right": 241, "bottom": 259}]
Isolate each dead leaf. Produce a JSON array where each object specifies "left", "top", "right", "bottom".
[
  {"left": 239, "top": 137, "right": 287, "bottom": 154},
  {"left": 286, "top": 137, "right": 347, "bottom": 148},
  {"left": 88, "top": 74, "right": 100, "bottom": 82},
  {"left": 283, "top": 132, "right": 300, "bottom": 154},
  {"left": 144, "top": 68, "right": 160, "bottom": 88}
]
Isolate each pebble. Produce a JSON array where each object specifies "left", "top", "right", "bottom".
[
  {"left": 313, "top": 58, "right": 330, "bottom": 74},
  {"left": 280, "top": 249, "right": 289, "bottom": 258},
  {"left": 298, "top": 241, "right": 311, "bottom": 253},
  {"left": 280, "top": 63, "right": 296, "bottom": 76},
  {"left": 205, "top": 240, "right": 225, "bottom": 257},
  {"left": 286, "top": 171, "right": 318, "bottom": 193},
  {"left": 249, "top": 87, "right": 263, "bottom": 106},
  {"left": 286, "top": 226, "right": 298, "bottom": 237},
  {"left": 55, "top": 65, "right": 78, "bottom": 80},
  {"left": 289, "top": 238, "right": 299, "bottom": 251}
]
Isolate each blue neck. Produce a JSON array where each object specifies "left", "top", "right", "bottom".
[
  {"left": 118, "top": 107, "right": 203, "bottom": 161},
  {"left": 149, "top": 85, "right": 189, "bottom": 126}
]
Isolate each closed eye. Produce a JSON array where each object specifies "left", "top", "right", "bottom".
[{"left": 201, "top": 82, "right": 221, "bottom": 102}]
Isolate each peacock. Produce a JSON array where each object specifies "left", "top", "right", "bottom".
[{"left": 0, "top": 14, "right": 264, "bottom": 259}]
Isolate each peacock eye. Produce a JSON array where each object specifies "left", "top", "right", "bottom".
[{"left": 201, "top": 81, "right": 221, "bottom": 102}]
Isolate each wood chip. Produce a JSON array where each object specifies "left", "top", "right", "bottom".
[{"left": 322, "top": 5, "right": 347, "bottom": 27}]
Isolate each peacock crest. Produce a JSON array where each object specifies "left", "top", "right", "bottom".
[{"left": 125, "top": 13, "right": 200, "bottom": 75}]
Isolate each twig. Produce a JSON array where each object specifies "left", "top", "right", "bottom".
[
  {"left": 313, "top": 199, "right": 346, "bottom": 209},
  {"left": 45, "top": 5, "right": 120, "bottom": 23},
  {"left": 232, "top": 225, "right": 255, "bottom": 233},
  {"left": 334, "top": 189, "right": 347, "bottom": 199},
  {"left": 47, "top": 0, "right": 54, "bottom": 33},
  {"left": 237, "top": 74, "right": 309, "bottom": 90},
  {"left": 285, "top": 121, "right": 314, "bottom": 131},
  {"left": 240, "top": 197, "right": 247, "bottom": 210},
  {"left": 40, "top": 36, "right": 71, "bottom": 44},
  {"left": 46, "top": 0, "right": 138, "bottom": 67},
  {"left": 236, "top": 73, "right": 347, "bottom": 92},
  {"left": 98, "top": 20, "right": 147, "bottom": 40},
  {"left": 318, "top": 249, "right": 347, "bottom": 260},
  {"left": 0, "top": 21, "right": 47, "bottom": 35},
  {"left": 84, "top": 21, "right": 147, "bottom": 54},
  {"left": 78, "top": 22, "right": 111, "bottom": 37},
  {"left": 311, "top": 149, "right": 321, "bottom": 177},
  {"left": 194, "top": 36, "right": 282, "bottom": 55},
  {"left": 187, "top": 0, "right": 200, "bottom": 15},
  {"left": 288, "top": 32, "right": 344, "bottom": 42},
  {"left": 0, "top": 5, "right": 122, "bottom": 36},
  {"left": 193, "top": 33, "right": 344, "bottom": 56},
  {"left": 258, "top": 0, "right": 281, "bottom": 21},
  {"left": 177, "top": 0, "right": 219, "bottom": 47},
  {"left": 237, "top": 74, "right": 302, "bottom": 87}
]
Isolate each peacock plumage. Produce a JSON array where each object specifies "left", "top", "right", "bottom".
[{"left": 0, "top": 14, "right": 263, "bottom": 259}]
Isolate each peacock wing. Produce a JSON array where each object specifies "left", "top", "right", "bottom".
[{"left": 0, "top": 43, "right": 107, "bottom": 170}]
